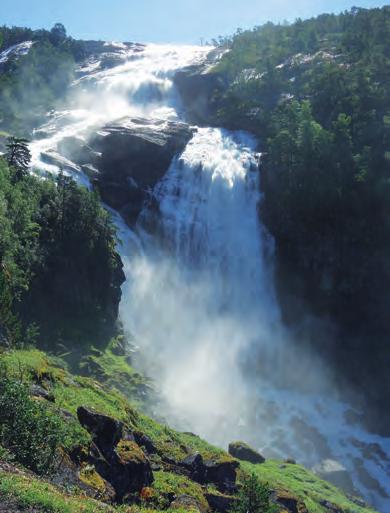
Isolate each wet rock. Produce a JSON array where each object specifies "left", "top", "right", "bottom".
[
  {"left": 89, "top": 117, "right": 195, "bottom": 225},
  {"left": 52, "top": 452, "right": 115, "bottom": 503},
  {"left": 40, "top": 149, "right": 81, "bottom": 174},
  {"left": 29, "top": 384, "right": 55, "bottom": 403},
  {"left": 284, "top": 458, "right": 297, "bottom": 465},
  {"left": 173, "top": 58, "right": 224, "bottom": 125},
  {"left": 57, "top": 136, "right": 100, "bottom": 167},
  {"left": 228, "top": 441, "right": 265, "bottom": 464},
  {"left": 170, "top": 494, "right": 202, "bottom": 512},
  {"left": 205, "top": 491, "right": 238, "bottom": 513},
  {"left": 312, "top": 459, "right": 356, "bottom": 495}
]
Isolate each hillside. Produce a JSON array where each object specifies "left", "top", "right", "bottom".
[{"left": 0, "top": 345, "right": 378, "bottom": 513}]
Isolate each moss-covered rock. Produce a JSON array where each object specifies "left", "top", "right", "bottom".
[{"left": 228, "top": 441, "right": 265, "bottom": 464}]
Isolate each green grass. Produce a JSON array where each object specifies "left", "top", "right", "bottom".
[
  {"left": 137, "top": 414, "right": 230, "bottom": 464},
  {"left": 0, "top": 472, "right": 115, "bottom": 513},
  {"left": 79, "top": 339, "right": 150, "bottom": 403},
  {"left": 150, "top": 471, "right": 209, "bottom": 510},
  {"left": 240, "top": 461, "right": 376, "bottom": 513},
  {"left": 0, "top": 349, "right": 379, "bottom": 513}
]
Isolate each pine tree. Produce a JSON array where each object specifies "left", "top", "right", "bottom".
[{"left": 6, "top": 137, "right": 31, "bottom": 180}]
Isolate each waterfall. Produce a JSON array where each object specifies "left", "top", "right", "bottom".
[{"left": 29, "top": 43, "right": 390, "bottom": 511}]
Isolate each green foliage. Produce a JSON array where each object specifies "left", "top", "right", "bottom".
[
  {"left": 230, "top": 473, "right": 275, "bottom": 513},
  {"left": 5, "top": 136, "right": 31, "bottom": 180},
  {"left": 0, "top": 377, "right": 64, "bottom": 474},
  {"left": 0, "top": 158, "right": 120, "bottom": 346}
]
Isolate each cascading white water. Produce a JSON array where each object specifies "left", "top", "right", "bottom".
[{"left": 28, "top": 43, "right": 390, "bottom": 511}]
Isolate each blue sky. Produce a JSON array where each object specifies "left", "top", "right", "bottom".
[{"left": 1, "top": 0, "right": 387, "bottom": 44}]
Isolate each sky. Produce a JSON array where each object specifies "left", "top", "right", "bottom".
[{"left": 0, "top": 0, "right": 387, "bottom": 44}]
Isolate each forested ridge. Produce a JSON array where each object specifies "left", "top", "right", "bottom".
[{"left": 0, "top": 151, "right": 123, "bottom": 350}]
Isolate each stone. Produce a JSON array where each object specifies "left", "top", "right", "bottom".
[
  {"left": 273, "top": 491, "right": 308, "bottom": 513},
  {"left": 133, "top": 431, "right": 158, "bottom": 454},
  {"left": 228, "top": 441, "right": 265, "bottom": 464},
  {"left": 89, "top": 117, "right": 195, "bottom": 224},
  {"left": 111, "top": 440, "right": 154, "bottom": 500},
  {"left": 170, "top": 494, "right": 202, "bottom": 512},
  {"left": 203, "top": 459, "right": 239, "bottom": 493},
  {"left": 205, "top": 491, "right": 238, "bottom": 513},
  {"left": 29, "top": 384, "right": 55, "bottom": 402},
  {"left": 180, "top": 452, "right": 206, "bottom": 483},
  {"left": 77, "top": 406, "right": 124, "bottom": 457},
  {"left": 57, "top": 136, "right": 100, "bottom": 167}
]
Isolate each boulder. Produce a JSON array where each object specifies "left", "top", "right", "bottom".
[
  {"left": 228, "top": 441, "right": 265, "bottom": 464},
  {"left": 180, "top": 453, "right": 206, "bottom": 483},
  {"left": 113, "top": 440, "right": 154, "bottom": 501},
  {"left": 133, "top": 431, "right": 158, "bottom": 455},
  {"left": 89, "top": 117, "right": 195, "bottom": 225},
  {"left": 205, "top": 492, "right": 238, "bottom": 513},
  {"left": 76, "top": 407, "right": 153, "bottom": 501},
  {"left": 170, "top": 495, "right": 202, "bottom": 512},
  {"left": 273, "top": 491, "right": 308, "bottom": 513},
  {"left": 29, "top": 384, "right": 55, "bottom": 403},
  {"left": 77, "top": 406, "right": 124, "bottom": 456},
  {"left": 179, "top": 453, "right": 238, "bottom": 493},
  {"left": 203, "top": 459, "right": 239, "bottom": 493}
]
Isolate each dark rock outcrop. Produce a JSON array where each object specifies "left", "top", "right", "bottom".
[
  {"left": 76, "top": 406, "right": 153, "bottom": 502},
  {"left": 228, "top": 441, "right": 265, "bottom": 464},
  {"left": 170, "top": 494, "right": 203, "bottom": 512},
  {"left": 29, "top": 384, "right": 55, "bottom": 403},
  {"left": 205, "top": 491, "right": 238, "bottom": 513},
  {"left": 77, "top": 406, "right": 124, "bottom": 452},
  {"left": 203, "top": 459, "right": 239, "bottom": 494},
  {"left": 173, "top": 50, "right": 225, "bottom": 125},
  {"left": 179, "top": 453, "right": 238, "bottom": 493},
  {"left": 273, "top": 491, "right": 308, "bottom": 513},
  {"left": 89, "top": 117, "right": 195, "bottom": 225}
]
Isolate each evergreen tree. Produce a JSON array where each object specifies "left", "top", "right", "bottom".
[{"left": 5, "top": 137, "right": 31, "bottom": 180}]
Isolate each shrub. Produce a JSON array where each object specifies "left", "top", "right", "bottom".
[
  {"left": 230, "top": 473, "right": 276, "bottom": 513},
  {"left": 0, "top": 377, "right": 64, "bottom": 474}
]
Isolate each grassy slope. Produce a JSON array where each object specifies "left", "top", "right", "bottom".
[{"left": 0, "top": 348, "right": 377, "bottom": 513}]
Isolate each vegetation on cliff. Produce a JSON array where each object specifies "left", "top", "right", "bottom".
[{"left": 0, "top": 155, "right": 123, "bottom": 348}]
